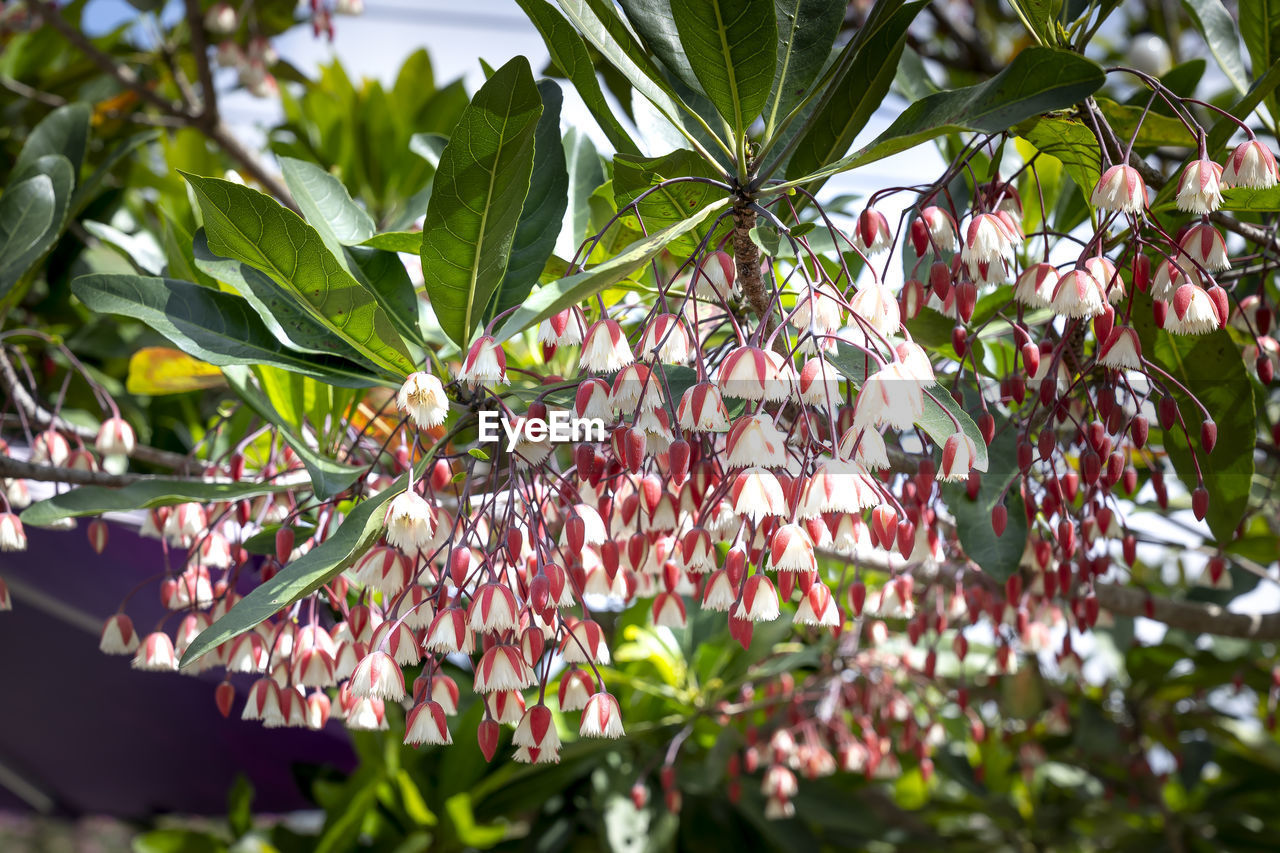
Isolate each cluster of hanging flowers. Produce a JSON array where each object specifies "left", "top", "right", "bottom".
[{"left": 3, "top": 77, "right": 1277, "bottom": 817}]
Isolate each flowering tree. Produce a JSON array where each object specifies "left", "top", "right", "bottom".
[{"left": 3, "top": 0, "right": 1280, "bottom": 847}]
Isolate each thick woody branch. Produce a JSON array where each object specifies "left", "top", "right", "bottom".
[
  {"left": 1094, "top": 582, "right": 1280, "bottom": 640},
  {"left": 732, "top": 202, "right": 769, "bottom": 316}
]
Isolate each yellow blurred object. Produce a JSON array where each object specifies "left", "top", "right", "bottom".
[{"left": 126, "top": 347, "right": 224, "bottom": 395}]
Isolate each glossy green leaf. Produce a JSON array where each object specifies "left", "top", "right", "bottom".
[
  {"left": 1218, "top": 186, "right": 1280, "bottom": 210},
  {"left": 13, "top": 102, "right": 89, "bottom": 178},
  {"left": 671, "top": 0, "right": 777, "bottom": 135},
  {"left": 797, "top": 47, "right": 1105, "bottom": 183},
  {"left": 489, "top": 80, "right": 569, "bottom": 321},
  {"left": 224, "top": 365, "right": 363, "bottom": 500},
  {"left": 783, "top": 1, "right": 923, "bottom": 183},
  {"left": 1017, "top": 114, "right": 1101, "bottom": 195},
  {"left": 513, "top": 0, "right": 639, "bottom": 154},
  {"left": 556, "top": 127, "right": 606, "bottom": 258},
  {"left": 193, "top": 229, "right": 377, "bottom": 365},
  {"left": 1182, "top": 0, "right": 1249, "bottom": 94},
  {"left": 552, "top": 0, "right": 715, "bottom": 155},
  {"left": 497, "top": 198, "right": 729, "bottom": 339},
  {"left": 617, "top": 0, "right": 698, "bottom": 90},
  {"left": 1008, "top": 0, "right": 1063, "bottom": 43},
  {"left": 280, "top": 156, "right": 377, "bottom": 252},
  {"left": 348, "top": 244, "right": 427, "bottom": 348},
  {"left": 765, "top": 0, "right": 845, "bottom": 128},
  {"left": 184, "top": 172, "right": 415, "bottom": 376},
  {"left": 613, "top": 149, "right": 730, "bottom": 255},
  {"left": 71, "top": 274, "right": 376, "bottom": 386},
  {"left": 940, "top": 427, "right": 1026, "bottom": 581},
  {"left": 420, "top": 56, "right": 543, "bottom": 347},
  {"left": 360, "top": 231, "right": 422, "bottom": 254},
  {"left": 0, "top": 175, "right": 56, "bottom": 293},
  {"left": 409, "top": 132, "right": 449, "bottom": 168},
  {"left": 179, "top": 471, "right": 418, "bottom": 669},
  {"left": 0, "top": 154, "right": 73, "bottom": 300},
  {"left": 21, "top": 479, "right": 291, "bottom": 528},
  {"left": 1095, "top": 97, "right": 1196, "bottom": 148},
  {"left": 1241, "top": 0, "right": 1280, "bottom": 117},
  {"left": 1133, "top": 293, "right": 1256, "bottom": 543}
]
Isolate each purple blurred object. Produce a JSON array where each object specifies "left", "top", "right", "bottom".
[{"left": 0, "top": 523, "right": 356, "bottom": 818}]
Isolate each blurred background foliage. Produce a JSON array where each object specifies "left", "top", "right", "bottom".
[{"left": 3, "top": 0, "right": 1280, "bottom": 851}]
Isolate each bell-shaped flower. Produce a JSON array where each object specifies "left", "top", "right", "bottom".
[
  {"left": 458, "top": 335, "right": 508, "bottom": 388},
  {"left": 397, "top": 371, "right": 449, "bottom": 429},
  {"left": 580, "top": 692, "right": 625, "bottom": 738}
]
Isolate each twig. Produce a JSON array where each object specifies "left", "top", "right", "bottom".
[
  {"left": 29, "top": 0, "right": 185, "bottom": 117},
  {"left": 0, "top": 356, "right": 191, "bottom": 471},
  {"left": 0, "top": 455, "right": 149, "bottom": 487}
]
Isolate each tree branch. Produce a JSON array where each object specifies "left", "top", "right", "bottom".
[
  {"left": 1094, "top": 582, "right": 1280, "bottom": 640},
  {"left": 183, "top": 0, "right": 218, "bottom": 122},
  {"left": 1, "top": 356, "right": 191, "bottom": 471},
  {"left": 0, "top": 455, "right": 150, "bottom": 487},
  {"left": 29, "top": 0, "right": 298, "bottom": 212},
  {"left": 29, "top": 0, "right": 185, "bottom": 117}
]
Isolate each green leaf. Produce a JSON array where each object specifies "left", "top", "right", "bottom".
[
  {"left": 551, "top": 0, "right": 717, "bottom": 156},
  {"left": 557, "top": 127, "right": 606, "bottom": 258},
  {"left": 409, "top": 132, "right": 449, "bottom": 168},
  {"left": 420, "top": 56, "right": 543, "bottom": 347},
  {"left": 513, "top": 0, "right": 639, "bottom": 154},
  {"left": 227, "top": 775, "right": 254, "bottom": 840},
  {"left": 797, "top": 47, "right": 1105, "bottom": 184},
  {"left": 671, "top": 0, "right": 777, "bottom": 135},
  {"left": 496, "top": 198, "right": 729, "bottom": 339},
  {"left": 940, "top": 427, "right": 1026, "bottom": 581},
  {"left": 1182, "top": 0, "right": 1249, "bottom": 94},
  {"left": 21, "top": 479, "right": 291, "bottom": 528},
  {"left": 0, "top": 155, "right": 74, "bottom": 299},
  {"left": 613, "top": 149, "right": 730, "bottom": 255},
  {"left": 71, "top": 273, "right": 377, "bottom": 386},
  {"left": 183, "top": 172, "right": 415, "bottom": 376},
  {"left": 0, "top": 175, "right": 56, "bottom": 290},
  {"left": 1218, "top": 186, "right": 1280, "bottom": 210},
  {"left": 360, "top": 231, "right": 422, "bottom": 254},
  {"left": 1241, "top": 1, "right": 1280, "bottom": 117},
  {"left": 179, "top": 470, "right": 426, "bottom": 669},
  {"left": 1008, "top": 0, "right": 1063, "bottom": 43},
  {"left": 617, "top": 0, "right": 699, "bottom": 90},
  {"left": 348, "top": 244, "right": 428, "bottom": 348},
  {"left": 783, "top": 1, "right": 923, "bottom": 183},
  {"left": 1017, "top": 114, "right": 1101, "bottom": 195},
  {"left": 193, "top": 228, "right": 375, "bottom": 362},
  {"left": 13, "top": 102, "right": 89, "bottom": 178},
  {"left": 280, "top": 156, "right": 377, "bottom": 252},
  {"left": 1095, "top": 97, "right": 1196, "bottom": 149},
  {"left": 223, "top": 365, "right": 364, "bottom": 500},
  {"left": 1133, "top": 293, "right": 1257, "bottom": 543},
  {"left": 765, "top": 0, "right": 845, "bottom": 128},
  {"left": 828, "top": 343, "right": 989, "bottom": 472},
  {"left": 72, "top": 131, "right": 160, "bottom": 217},
  {"left": 489, "top": 79, "right": 569, "bottom": 321},
  {"left": 131, "top": 829, "right": 227, "bottom": 853}
]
